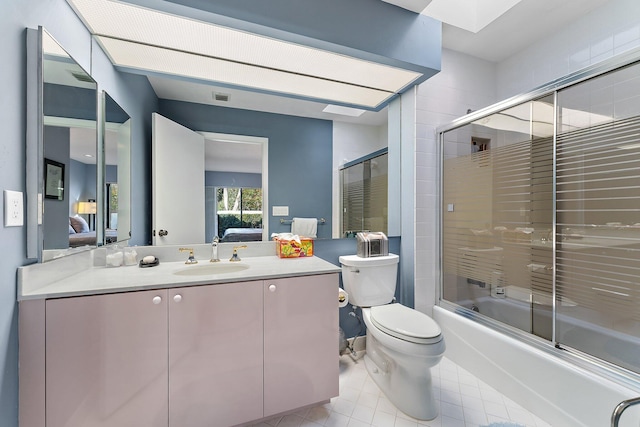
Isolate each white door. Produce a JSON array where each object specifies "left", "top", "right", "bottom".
[{"left": 152, "top": 113, "right": 205, "bottom": 245}]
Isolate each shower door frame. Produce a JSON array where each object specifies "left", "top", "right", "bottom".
[{"left": 436, "top": 45, "right": 640, "bottom": 389}]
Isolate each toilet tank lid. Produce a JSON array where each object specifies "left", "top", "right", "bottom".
[
  {"left": 370, "top": 304, "right": 442, "bottom": 343},
  {"left": 339, "top": 253, "right": 399, "bottom": 267}
]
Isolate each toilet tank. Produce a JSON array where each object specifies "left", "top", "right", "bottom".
[{"left": 339, "top": 254, "right": 399, "bottom": 307}]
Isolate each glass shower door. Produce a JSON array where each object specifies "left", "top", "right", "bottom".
[
  {"left": 555, "top": 62, "right": 640, "bottom": 374},
  {"left": 441, "top": 95, "right": 554, "bottom": 339}
]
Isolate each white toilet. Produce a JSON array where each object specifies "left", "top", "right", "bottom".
[{"left": 339, "top": 253, "right": 445, "bottom": 421}]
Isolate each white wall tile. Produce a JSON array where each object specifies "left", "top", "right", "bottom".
[
  {"left": 413, "top": 49, "right": 496, "bottom": 316},
  {"left": 496, "top": 0, "right": 640, "bottom": 99}
]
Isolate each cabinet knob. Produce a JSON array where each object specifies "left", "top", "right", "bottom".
[
  {"left": 152, "top": 296, "right": 162, "bottom": 305},
  {"left": 173, "top": 294, "right": 182, "bottom": 303},
  {"left": 268, "top": 284, "right": 277, "bottom": 292}
]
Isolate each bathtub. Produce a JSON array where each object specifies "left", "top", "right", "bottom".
[{"left": 433, "top": 303, "right": 640, "bottom": 426}]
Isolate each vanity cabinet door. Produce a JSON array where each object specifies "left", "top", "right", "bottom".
[
  {"left": 46, "top": 290, "right": 168, "bottom": 427},
  {"left": 263, "top": 274, "right": 339, "bottom": 417},
  {"left": 168, "top": 281, "right": 264, "bottom": 427}
]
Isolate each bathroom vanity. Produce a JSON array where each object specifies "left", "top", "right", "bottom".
[{"left": 18, "top": 247, "right": 340, "bottom": 427}]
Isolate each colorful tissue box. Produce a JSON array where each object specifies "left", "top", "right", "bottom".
[{"left": 275, "top": 237, "right": 314, "bottom": 258}]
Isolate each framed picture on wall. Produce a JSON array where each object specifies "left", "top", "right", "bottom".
[{"left": 44, "top": 158, "right": 65, "bottom": 200}]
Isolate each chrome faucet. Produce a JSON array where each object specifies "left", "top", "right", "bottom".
[
  {"left": 229, "top": 245, "right": 247, "bottom": 262},
  {"left": 210, "top": 236, "right": 220, "bottom": 262}
]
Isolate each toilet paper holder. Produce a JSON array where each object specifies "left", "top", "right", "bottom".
[{"left": 338, "top": 287, "right": 349, "bottom": 308}]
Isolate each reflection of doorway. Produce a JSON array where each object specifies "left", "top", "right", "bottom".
[
  {"left": 152, "top": 113, "right": 269, "bottom": 245},
  {"left": 199, "top": 132, "right": 269, "bottom": 242}
]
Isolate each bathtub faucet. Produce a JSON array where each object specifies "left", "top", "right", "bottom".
[{"left": 467, "top": 278, "right": 486, "bottom": 288}]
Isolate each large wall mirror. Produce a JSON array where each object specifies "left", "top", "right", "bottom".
[
  {"left": 27, "top": 27, "right": 132, "bottom": 262},
  {"left": 103, "top": 92, "right": 132, "bottom": 245},
  {"left": 26, "top": 29, "right": 401, "bottom": 258},
  {"left": 38, "top": 28, "right": 98, "bottom": 260}
]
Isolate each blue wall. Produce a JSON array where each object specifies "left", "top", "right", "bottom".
[
  {"left": 44, "top": 84, "right": 97, "bottom": 120},
  {"left": 69, "top": 160, "right": 95, "bottom": 213},
  {"left": 43, "top": 126, "right": 71, "bottom": 249},
  {"left": 159, "top": 99, "right": 334, "bottom": 239},
  {"left": 314, "top": 237, "right": 403, "bottom": 338}
]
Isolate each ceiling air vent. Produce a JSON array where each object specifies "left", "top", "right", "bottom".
[
  {"left": 70, "top": 71, "right": 94, "bottom": 83},
  {"left": 213, "top": 92, "right": 230, "bottom": 102}
]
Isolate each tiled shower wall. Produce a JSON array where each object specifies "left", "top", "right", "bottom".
[
  {"left": 414, "top": 49, "right": 497, "bottom": 315},
  {"left": 413, "top": 0, "right": 640, "bottom": 315},
  {"left": 497, "top": 0, "right": 640, "bottom": 99}
]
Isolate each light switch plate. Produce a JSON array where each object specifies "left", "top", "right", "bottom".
[
  {"left": 272, "top": 206, "right": 289, "bottom": 216},
  {"left": 4, "top": 190, "right": 24, "bottom": 227}
]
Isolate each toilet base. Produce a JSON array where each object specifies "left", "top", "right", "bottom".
[{"left": 363, "top": 334, "right": 440, "bottom": 421}]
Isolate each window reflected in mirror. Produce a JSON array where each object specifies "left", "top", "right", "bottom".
[
  {"left": 340, "top": 150, "right": 388, "bottom": 237},
  {"left": 207, "top": 187, "right": 263, "bottom": 243}
]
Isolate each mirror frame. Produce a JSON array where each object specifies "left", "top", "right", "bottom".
[{"left": 26, "top": 27, "right": 42, "bottom": 259}]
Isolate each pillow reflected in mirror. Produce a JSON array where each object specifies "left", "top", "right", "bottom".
[{"left": 70, "top": 215, "right": 90, "bottom": 233}]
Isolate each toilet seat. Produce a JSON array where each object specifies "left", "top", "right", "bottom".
[{"left": 370, "top": 304, "right": 442, "bottom": 344}]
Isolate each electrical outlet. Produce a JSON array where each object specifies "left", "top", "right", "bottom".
[{"left": 4, "top": 190, "right": 24, "bottom": 227}]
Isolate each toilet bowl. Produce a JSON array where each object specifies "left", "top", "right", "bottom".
[
  {"left": 362, "top": 304, "right": 444, "bottom": 420},
  {"left": 339, "top": 254, "right": 445, "bottom": 420}
]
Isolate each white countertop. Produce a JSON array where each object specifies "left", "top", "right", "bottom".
[{"left": 18, "top": 254, "right": 341, "bottom": 301}]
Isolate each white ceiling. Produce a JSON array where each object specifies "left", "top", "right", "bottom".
[
  {"left": 439, "top": 0, "right": 612, "bottom": 62},
  {"left": 142, "top": 0, "right": 613, "bottom": 127}
]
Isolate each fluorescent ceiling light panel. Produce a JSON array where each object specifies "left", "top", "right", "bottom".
[
  {"left": 323, "top": 105, "right": 366, "bottom": 117},
  {"left": 422, "top": 0, "right": 521, "bottom": 33},
  {"left": 97, "top": 36, "right": 392, "bottom": 107},
  {"left": 68, "top": 0, "right": 422, "bottom": 107},
  {"left": 42, "top": 31, "right": 69, "bottom": 57}
]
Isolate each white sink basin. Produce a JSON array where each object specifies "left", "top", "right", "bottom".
[{"left": 173, "top": 263, "right": 250, "bottom": 276}]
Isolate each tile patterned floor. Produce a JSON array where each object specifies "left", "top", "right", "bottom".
[{"left": 252, "top": 355, "right": 552, "bottom": 427}]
